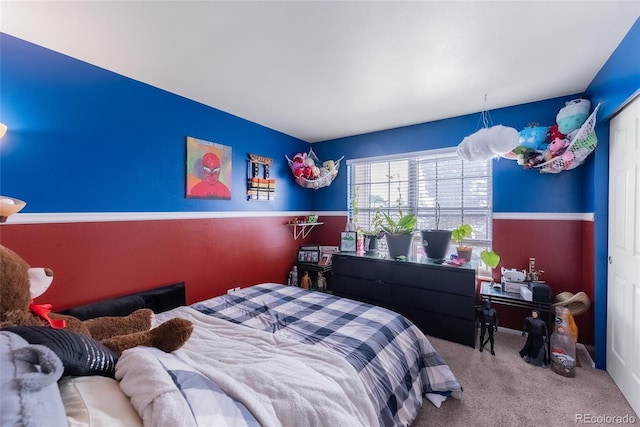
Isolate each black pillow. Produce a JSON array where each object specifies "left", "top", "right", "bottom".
[{"left": 2, "top": 326, "right": 118, "bottom": 378}]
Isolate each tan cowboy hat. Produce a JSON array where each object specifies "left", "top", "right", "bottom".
[{"left": 553, "top": 291, "right": 591, "bottom": 316}]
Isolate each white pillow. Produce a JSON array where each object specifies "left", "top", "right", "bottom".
[
  {"left": 425, "top": 392, "right": 448, "bottom": 408},
  {"left": 59, "top": 376, "right": 142, "bottom": 427}
]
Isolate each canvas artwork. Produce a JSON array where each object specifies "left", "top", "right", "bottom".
[{"left": 186, "top": 137, "right": 232, "bottom": 199}]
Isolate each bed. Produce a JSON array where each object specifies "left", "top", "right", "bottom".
[{"left": 2, "top": 282, "right": 463, "bottom": 427}]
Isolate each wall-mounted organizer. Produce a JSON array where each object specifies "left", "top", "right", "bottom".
[{"left": 247, "top": 153, "right": 276, "bottom": 201}]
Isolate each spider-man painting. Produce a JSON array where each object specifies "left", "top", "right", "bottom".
[{"left": 186, "top": 137, "right": 232, "bottom": 199}]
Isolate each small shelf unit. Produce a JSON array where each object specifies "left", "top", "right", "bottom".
[{"left": 288, "top": 222, "right": 323, "bottom": 240}]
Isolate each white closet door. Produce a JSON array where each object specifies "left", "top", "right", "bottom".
[{"left": 607, "top": 93, "right": 640, "bottom": 417}]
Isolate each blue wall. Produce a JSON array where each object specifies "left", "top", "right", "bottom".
[
  {"left": 0, "top": 33, "right": 311, "bottom": 213},
  {"left": 2, "top": 17, "right": 639, "bottom": 369},
  {"left": 313, "top": 18, "right": 640, "bottom": 370},
  {"left": 584, "top": 17, "right": 640, "bottom": 370},
  {"left": 313, "top": 95, "right": 590, "bottom": 214}
]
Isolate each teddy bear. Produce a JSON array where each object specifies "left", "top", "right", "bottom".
[
  {"left": 0, "top": 244, "right": 193, "bottom": 355},
  {"left": 323, "top": 160, "right": 337, "bottom": 178}
]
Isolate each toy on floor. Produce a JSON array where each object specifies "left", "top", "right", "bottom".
[
  {"left": 519, "top": 309, "right": 549, "bottom": 367},
  {"left": 550, "top": 306, "right": 577, "bottom": 377},
  {"left": 477, "top": 299, "right": 498, "bottom": 355}
]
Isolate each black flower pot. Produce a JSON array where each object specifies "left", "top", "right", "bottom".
[
  {"left": 421, "top": 229, "right": 452, "bottom": 260},
  {"left": 363, "top": 234, "right": 379, "bottom": 254},
  {"left": 385, "top": 233, "right": 413, "bottom": 259}
]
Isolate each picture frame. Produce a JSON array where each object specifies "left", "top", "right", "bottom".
[
  {"left": 319, "top": 253, "right": 332, "bottom": 266},
  {"left": 319, "top": 245, "right": 339, "bottom": 255},
  {"left": 297, "top": 249, "right": 320, "bottom": 263},
  {"left": 186, "top": 136, "right": 232, "bottom": 200},
  {"left": 340, "top": 231, "right": 357, "bottom": 252}
]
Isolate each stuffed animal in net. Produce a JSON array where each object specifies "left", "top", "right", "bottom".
[
  {"left": 556, "top": 99, "right": 591, "bottom": 136},
  {"left": 510, "top": 123, "right": 554, "bottom": 167},
  {"left": 289, "top": 153, "right": 306, "bottom": 178},
  {"left": 0, "top": 245, "right": 193, "bottom": 355}
]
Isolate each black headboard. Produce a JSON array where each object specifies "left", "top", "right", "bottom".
[{"left": 59, "top": 282, "right": 186, "bottom": 321}]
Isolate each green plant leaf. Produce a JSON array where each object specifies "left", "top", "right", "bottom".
[
  {"left": 398, "top": 213, "right": 416, "bottom": 229},
  {"left": 480, "top": 249, "right": 500, "bottom": 269},
  {"left": 452, "top": 223, "right": 473, "bottom": 244},
  {"left": 381, "top": 212, "right": 416, "bottom": 234}
]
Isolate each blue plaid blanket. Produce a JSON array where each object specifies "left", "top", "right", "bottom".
[{"left": 191, "top": 283, "right": 463, "bottom": 427}]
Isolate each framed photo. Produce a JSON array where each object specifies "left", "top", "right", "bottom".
[
  {"left": 319, "top": 245, "right": 339, "bottom": 255},
  {"left": 340, "top": 231, "right": 357, "bottom": 252},
  {"left": 297, "top": 249, "right": 320, "bottom": 263},
  {"left": 319, "top": 253, "right": 332, "bottom": 266}
]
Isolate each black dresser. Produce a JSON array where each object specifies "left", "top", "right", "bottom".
[{"left": 332, "top": 253, "right": 477, "bottom": 347}]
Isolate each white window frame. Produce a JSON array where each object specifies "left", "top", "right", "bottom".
[{"left": 347, "top": 147, "right": 493, "bottom": 268}]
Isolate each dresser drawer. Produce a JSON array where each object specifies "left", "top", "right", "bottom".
[
  {"left": 332, "top": 254, "right": 392, "bottom": 283},
  {"left": 394, "top": 288, "right": 476, "bottom": 320},
  {"left": 392, "top": 262, "right": 475, "bottom": 297},
  {"left": 333, "top": 275, "right": 392, "bottom": 303},
  {"left": 330, "top": 253, "right": 477, "bottom": 347}
]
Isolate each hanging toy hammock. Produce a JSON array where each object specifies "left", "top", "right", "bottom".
[
  {"left": 285, "top": 148, "right": 345, "bottom": 189},
  {"left": 456, "top": 94, "right": 520, "bottom": 162},
  {"left": 533, "top": 103, "right": 601, "bottom": 174}
]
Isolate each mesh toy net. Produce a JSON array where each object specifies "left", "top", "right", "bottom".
[
  {"left": 286, "top": 148, "right": 345, "bottom": 189},
  {"left": 534, "top": 103, "right": 601, "bottom": 174}
]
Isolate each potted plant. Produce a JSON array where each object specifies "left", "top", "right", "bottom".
[
  {"left": 452, "top": 223, "right": 473, "bottom": 261},
  {"left": 359, "top": 207, "right": 384, "bottom": 254},
  {"left": 420, "top": 202, "right": 452, "bottom": 260},
  {"left": 380, "top": 176, "right": 417, "bottom": 259},
  {"left": 381, "top": 210, "right": 417, "bottom": 259}
]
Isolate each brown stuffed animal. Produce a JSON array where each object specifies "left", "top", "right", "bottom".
[{"left": 0, "top": 245, "right": 193, "bottom": 355}]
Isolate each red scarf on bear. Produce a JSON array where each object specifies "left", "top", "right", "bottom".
[{"left": 29, "top": 301, "right": 66, "bottom": 329}]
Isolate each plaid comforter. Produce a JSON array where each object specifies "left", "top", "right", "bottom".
[{"left": 191, "top": 283, "right": 463, "bottom": 427}]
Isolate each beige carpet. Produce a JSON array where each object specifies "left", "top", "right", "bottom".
[{"left": 412, "top": 330, "right": 637, "bottom": 427}]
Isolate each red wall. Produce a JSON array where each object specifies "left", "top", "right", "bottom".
[
  {"left": 0, "top": 215, "right": 317, "bottom": 309},
  {"left": 492, "top": 218, "right": 594, "bottom": 345},
  {"left": 1, "top": 214, "right": 594, "bottom": 345}
]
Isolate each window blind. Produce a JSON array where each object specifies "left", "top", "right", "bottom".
[{"left": 348, "top": 148, "right": 492, "bottom": 246}]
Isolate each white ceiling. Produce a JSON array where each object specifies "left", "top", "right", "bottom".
[{"left": 1, "top": 1, "right": 639, "bottom": 143}]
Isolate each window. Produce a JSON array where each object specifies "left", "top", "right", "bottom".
[{"left": 347, "top": 147, "right": 493, "bottom": 261}]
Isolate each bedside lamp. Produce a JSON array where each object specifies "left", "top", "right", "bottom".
[
  {"left": 0, "top": 123, "right": 7, "bottom": 140},
  {"left": 0, "top": 196, "right": 26, "bottom": 223}
]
